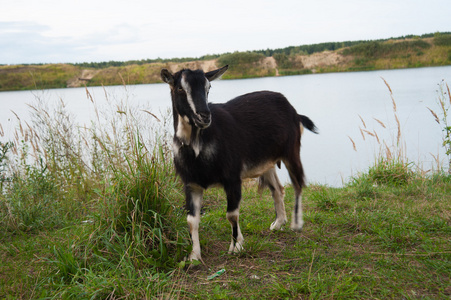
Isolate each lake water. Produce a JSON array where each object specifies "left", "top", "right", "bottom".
[{"left": 1, "top": 66, "right": 451, "bottom": 186}]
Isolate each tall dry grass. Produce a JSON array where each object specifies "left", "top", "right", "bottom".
[
  {"left": 349, "top": 78, "right": 451, "bottom": 191},
  {"left": 348, "top": 78, "right": 415, "bottom": 187},
  {"left": 0, "top": 86, "right": 190, "bottom": 298},
  {"left": 427, "top": 80, "right": 451, "bottom": 174}
]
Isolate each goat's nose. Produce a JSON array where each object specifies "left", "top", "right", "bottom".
[
  {"left": 198, "top": 112, "right": 211, "bottom": 122},
  {"left": 196, "top": 111, "right": 211, "bottom": 128}
]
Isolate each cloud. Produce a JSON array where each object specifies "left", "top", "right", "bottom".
[
  {"left": 0, "top": 21, "right": 152, "bottom": 64},
  {"left": 0, "top": 22, "right": 87, "bottom": 64},
  {"left": 1, "top": 0, "right": 450, "bottom": 64}
]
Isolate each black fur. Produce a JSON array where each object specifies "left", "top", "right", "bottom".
[
  {"left": 175, "top": 91, "right": 308, "bottom": 187},
  {"left": 173, "top": 91, "right": 316, "bottom": 193},
  {"left": 161, "top": 66, "right": 317, "bottom": 257}
]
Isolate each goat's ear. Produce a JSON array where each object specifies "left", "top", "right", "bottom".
[
  {"left": 205, "top": 65, "right": 228, "bottom": 81},
  {"left": 160, "top": 69, "right": 174, "bottom": 85}
]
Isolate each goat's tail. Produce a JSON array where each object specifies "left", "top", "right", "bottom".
[{"left": 298, "top": 115, "right": 318, "bottom": 135}]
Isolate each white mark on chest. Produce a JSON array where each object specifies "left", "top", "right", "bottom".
[
  {"left": 175, "top": 114, "right": 215, "bottom": 158},
  {"left": 176, "top": 114, "right": 192, "bottom": 145}
]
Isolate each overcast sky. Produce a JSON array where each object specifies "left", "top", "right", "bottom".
[{"left": 1, "top": 0, "right": 450, "bottom": 65}]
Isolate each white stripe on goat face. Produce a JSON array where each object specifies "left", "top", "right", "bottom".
[
  {"left": 180, "top": 74, "right": 211, "bottom": 114},
  {"left": 181, "top": 75, "right": 197, "bottom": 114}
]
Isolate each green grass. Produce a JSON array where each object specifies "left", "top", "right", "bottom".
[
  {"left": 2, "top": 144, "right": 449, "bottom": 299},
  {"left": 175, "top": 175, "right": 451, "bottom": 299},
  {"left": 1, "top": 85, "right": 450, "bottom": 299}
]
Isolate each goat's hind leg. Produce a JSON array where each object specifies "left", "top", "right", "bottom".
[
  {"left": 259, "top": 167, "right": 287, "bottom": 230},
  {"left": 284, "top": 158, "right": 305, "bottom": 231}
]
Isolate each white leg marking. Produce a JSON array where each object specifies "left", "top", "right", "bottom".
[
  {"left": 187, "top": 214, "right": 201, "bottom": 261},
  {"left": 263, "top": 168, "right": 287, "bottom": 231},
  {"left": 187, "top": 188, "right": 203, "bottom": 261},
  {"left": 290, "top": 195, "right": 304, "bottom": 231},
  {"left": 226, "top": 208, "right": 244, "bottom": 254}
]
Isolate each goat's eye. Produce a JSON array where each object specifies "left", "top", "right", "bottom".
[{"left": 177, "top": 87, "right": 184, "bottom": 93}]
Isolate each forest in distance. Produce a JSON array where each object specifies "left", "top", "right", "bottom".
[{"left": 1, "top": 32, "right": 451, "bottom": 91}]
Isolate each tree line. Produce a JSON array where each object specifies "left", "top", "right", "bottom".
[{"left": 69, "top": 32, "right": 451, "bottom": 69}]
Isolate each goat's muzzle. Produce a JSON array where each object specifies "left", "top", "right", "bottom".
[{"left": 194, "top": 111, "right": 211, "bottom": 129}]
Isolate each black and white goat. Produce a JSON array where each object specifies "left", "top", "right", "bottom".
[{"left": 161, "top": 65, "right": 317, "bottom": 261}]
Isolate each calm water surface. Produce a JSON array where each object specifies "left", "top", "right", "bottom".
[{"left": 2, "top": 66, "right": 451, "bottom": 186}]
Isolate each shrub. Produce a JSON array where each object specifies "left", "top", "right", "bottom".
[
  {"left": 434, "top": 33, "right": 451, "bottom": 46},
  {"left": 218, "top": 51, "right": 265, "bottom": 66},
  {"left": 342, "top": 40, "right": 431, "bottom": 58},
  {"left": 366, "top": 158, "right": 414, "bottom": 186},
  {"left": 274, "top": 53, "right": 304, "bottom": 70},
  {"left": 217, "top": 51, "right": 271, "bottom": 78},
  {"left": 0, "top": 159, "right": 62, "bottom": 233}
]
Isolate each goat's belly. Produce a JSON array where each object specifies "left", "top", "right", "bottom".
[
  {"left": 174, "top": 155, "right": 224, "bottom": 188},
  {"left": 241, "top": 161, "right": 277, "bottom": 179}
]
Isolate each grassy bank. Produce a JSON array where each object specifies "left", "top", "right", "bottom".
[
  {"left": 1, "top": 165, "right": 450, "bottom": 298},
  {"left": 1, "top": 84, "right": 450, "bottom": 299},
  {"left": 1, "top": 33, "right": 451, "bottom": 91}
]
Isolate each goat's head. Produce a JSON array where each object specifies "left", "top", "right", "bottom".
[{"left": 161, "top": 65, "right": 228, "bottom": 129}]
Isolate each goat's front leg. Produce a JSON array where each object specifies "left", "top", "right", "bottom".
[
  {"left": 185, "top": 185, "right": 203, "bottom": 261},
  {"left": 225, "top": 182, "right": 244, "bottom": 253}
]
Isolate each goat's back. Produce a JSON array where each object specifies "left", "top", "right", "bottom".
[{"left": 208, "top": 91, "right": 301, "bottom": 163}]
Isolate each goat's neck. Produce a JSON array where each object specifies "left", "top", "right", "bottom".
[{"left": 174, "top": 114, "right": 202, "bottom": 157}]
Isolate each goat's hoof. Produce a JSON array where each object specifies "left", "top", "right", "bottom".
[
  {"left": 187, "top": 251, "right": 201, "bottom": 262},
  {"left": 270, "top": 219, "right": 287, "bottom": 231},
  {"left": 290, "top": 220, "right": 304, "bottom": 231},
  {"left": 228, "top": 242, "right": 244, "bottom": 254}
]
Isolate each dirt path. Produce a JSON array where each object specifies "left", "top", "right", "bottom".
[{"left": 67, "top": 69, "right": 100, "bottom": 87}]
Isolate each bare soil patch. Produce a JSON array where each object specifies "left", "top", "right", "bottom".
[{"left": 299, "top": 51, "right": 348, "bottom": 72}]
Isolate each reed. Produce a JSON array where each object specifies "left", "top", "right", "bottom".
[
  {"left": 427, "top": 80, "right": 451, "bottom": 174},
  {"left": 349, "top": 78, "right": 414, "bottom": 188}
]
